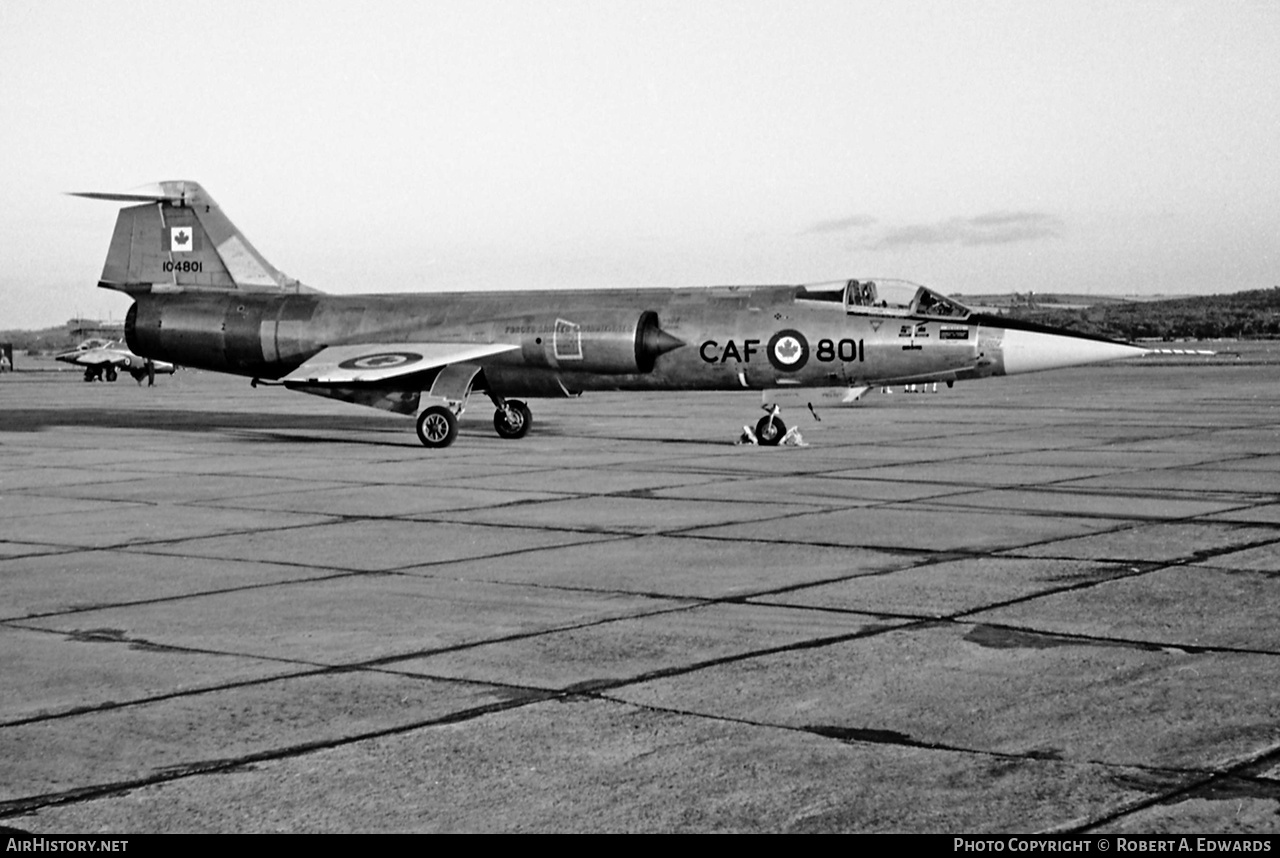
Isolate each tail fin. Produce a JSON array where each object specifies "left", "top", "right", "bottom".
[{"left": 70, "top": 181, "right": 319, "bottom": 294}]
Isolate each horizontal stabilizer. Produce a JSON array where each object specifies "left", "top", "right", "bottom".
[
  {"left": 280, "top": 343, "right": 520, "bottom": 385},
  {"left": 70, "top": 189, "right": 189, "bottom": 204}
]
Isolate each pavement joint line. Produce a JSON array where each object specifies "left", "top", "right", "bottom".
[
  {"left": 346, "top": 600, "right": 713, "bottom": 672},
  {"left": 16, "top": 517, "right": 353, "bottom": 555},
  {"left": 723, "top": 591, "right": 1280, "bottom": 659},
  {"left": 0, "top": 691, "right": 561, "bottom": 820},
  {"left": 0, "top": 660, "right": 346, "bottom": 729},
  {"left": 115, "top": 530, "right": 638, "bottom": 577},
  {"left": 399, "top": 501, "right": 845, "bottom": 538},
  {"left": 1062, "top": 740, "right": 1280, "bottom": 834},
  {"left": 7, "top": 469, "right": 369, "bottom": 494},
  {"left": 993, "top": 531, "right": 1280, "bottom": 569},
  {"left": 0, "top": 545, "right": 94, "bottom": 561},
  {"left": 581, "top": 691, "right": 1235, "bottom": 789},
  {"left": 0, "top": 531, "right": 646, "bottom": 611},
  {"left": 661, "top": 514, "right": 1149, "bottom": 556},
  {"left": 381, "top": 562, "right": 924, "bottom": 613},
  {"left": 957, "top": 617, "right": 1280, "bottom": 659},
  {"left": 874, "top": 498, "right": 1243, "bottom": 525},
  {"left": 0, "top": 565, "right": 385, "bottom": 622},
  {"left": 3, "top": 531, "right": 682, "bottom": 622},
  {"left": 0, "top": 598, "right": 713, "bottom": 728},
  {"left": 178, "top": 493, "right": 637, "bottom": 517}
]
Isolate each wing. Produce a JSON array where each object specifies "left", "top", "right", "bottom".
[{"left": 279, "top": 343, "right": 519, "bottom": 385}]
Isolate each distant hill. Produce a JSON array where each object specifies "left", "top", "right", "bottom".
[
  {"left": 0, "top": 319, "right": 122, "bottom": 354},
  {"left": 956, "top": 287, "right": 1280, "bottom": 341},
  {"left": 952, "top": 292, "right": 1155, "bottom": 310}
]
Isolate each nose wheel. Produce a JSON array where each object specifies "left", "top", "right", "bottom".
[{"left": 755, "top": 408, "right": 787, "bottom": 446}]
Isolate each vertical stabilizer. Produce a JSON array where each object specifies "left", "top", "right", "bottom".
[{"left": 71, "top": 181, "right": 315, "bottom": 294}]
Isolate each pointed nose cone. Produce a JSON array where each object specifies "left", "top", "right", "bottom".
[
  {"left": 999, "top": 327, "right": 1148, "bottom": 375},
  {"left": 972, "top": 316, "right": 1149, "bottom": 376}
]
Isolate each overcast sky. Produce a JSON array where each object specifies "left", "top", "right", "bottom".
[{"left": 2, "top": 0, "right": 1276, "bottom": 328}]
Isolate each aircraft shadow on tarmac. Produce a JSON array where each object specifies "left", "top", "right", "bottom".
[
  {"left": 0, "top": 406, "right": 586, "bottom": 447},
  {"left": 3, "top": 407, "right": 400, "bottom": 440}
]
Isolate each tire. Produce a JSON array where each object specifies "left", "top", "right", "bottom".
[
  {"left": 493, "top": 400, "right": 532, "bottom": 439},
  {"left": 755, "top": 414, "right": 786, "bottom": 446},
  {"left": 105, "top": 367, "right": 118, "bottom": 382},
  {"left": 416, "top": 406, "right": 458, "bottom": 448}
]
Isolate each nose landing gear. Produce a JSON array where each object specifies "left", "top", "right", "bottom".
[{"left": 754, "top": 405, "right": 787, "bottom": 447}]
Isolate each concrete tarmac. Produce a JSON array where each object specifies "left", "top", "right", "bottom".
[{"left": 2, "top": 353, "right": 1279, "bottom": 833}]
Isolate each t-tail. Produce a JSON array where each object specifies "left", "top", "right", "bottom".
[{"left": 70, "top": 181, "right": 319, "bottom": 295}]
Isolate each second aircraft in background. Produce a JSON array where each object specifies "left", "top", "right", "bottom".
[{"left": 55, "top": 337, "right": 176, "bottom": 385}]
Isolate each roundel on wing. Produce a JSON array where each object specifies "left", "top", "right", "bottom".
[
  {"left": 766, "top": 330, "right": 809, "bottom": 371},
  {"left": 337, "top": 351, "right": 425, "bottom": 370}
]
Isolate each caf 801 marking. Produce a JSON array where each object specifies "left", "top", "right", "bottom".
[
  {"left": 73, "top": 181, "right": 1151, "bottom": 448},
  {"left": 700, "top": 333, "right": 867, "bottom": 369}
]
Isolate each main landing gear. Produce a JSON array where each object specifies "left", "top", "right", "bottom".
[
  {"left": 413, "top": 395, "right": 534, "bottom": 449},
  {"left": 416, "top": 405, "right": 458, "bottom": 448},
  {"left": 493, "top": 398, "right": 531, "bottom": 440}
]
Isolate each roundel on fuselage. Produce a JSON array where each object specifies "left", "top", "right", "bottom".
[{"left": 766, "top": 330, "right": 809, "bottom": 372}]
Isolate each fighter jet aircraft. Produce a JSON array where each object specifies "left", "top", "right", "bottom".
[
  {"left": 54, "top": 337, "right": 176, "bottom": 385},
  {"left": 72, "top": 181, "right": 1149, "bottom": 448}
]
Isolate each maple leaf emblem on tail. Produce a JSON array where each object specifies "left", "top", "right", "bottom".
[{"left": 168, "top": 226, "right": 195, "bottom": 252}]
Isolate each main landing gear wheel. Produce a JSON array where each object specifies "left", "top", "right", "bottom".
[
  {"left": 493, "top": 399, "right": 532, "bottom": 439},
  {"left": 105, "top": 367, "right": 118, "bottom": 382},
  {"left": 416, "top": 405, "right": 458, "bottom": 449},
  {"left": 755, "top": 413, "right": 787, "bottom": 446}
]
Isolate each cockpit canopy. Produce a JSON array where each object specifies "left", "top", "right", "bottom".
[{"left": 795, "top": 279, "right": 971, "bottom": 321}]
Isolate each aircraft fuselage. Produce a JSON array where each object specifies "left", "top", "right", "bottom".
[{"left": 125, "top": 285, "right": 1001, "bottom": 402}]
